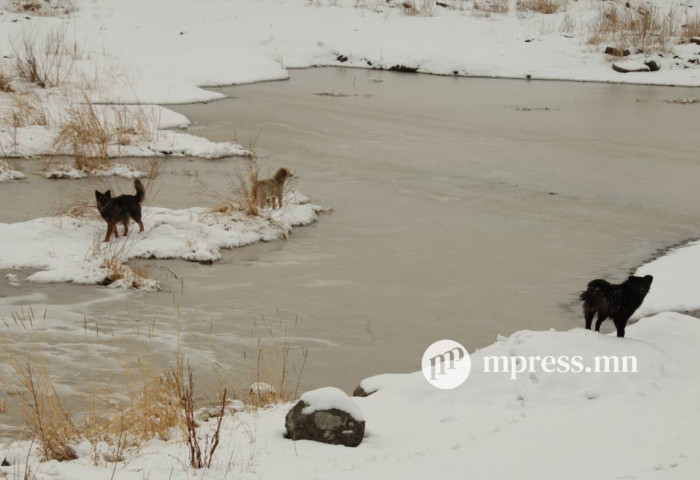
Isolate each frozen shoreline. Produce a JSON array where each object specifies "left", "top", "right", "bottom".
[{"left": 2, "top": 312, "right": 700, "bottom": 479}]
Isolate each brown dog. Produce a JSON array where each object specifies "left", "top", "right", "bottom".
[
  {"left": 250, "top": 167, "right": 294, "bottom": 209},
  {"left": 95, "top": 179, "right": 145, "bottom": 242}
]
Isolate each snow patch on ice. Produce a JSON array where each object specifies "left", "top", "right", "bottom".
[
  {"left": 0, "top": 190, "right": 324, "bottom": 288},
  {"left": 45, "top": 164, "right": 146, "bottom": 179},
  {"left": 0, "top": 161, "right": 25, "bottom": 182}
]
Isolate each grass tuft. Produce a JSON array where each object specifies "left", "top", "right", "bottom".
[
  {"left": 517, "top": 0, "right": 566, "bottom": 14},
  {"left": 588, "top": 1, "right": 680, "bottom": 54}
]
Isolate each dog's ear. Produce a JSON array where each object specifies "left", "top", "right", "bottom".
[
  {"left": 105, "top": 190, "right": 112, "bottom": 199},
  {"left": 95, "top": 190, "right": 101, "bottom": 198},
  {"left": 645, "top": 275, "right": 654, "bottom": 283}
]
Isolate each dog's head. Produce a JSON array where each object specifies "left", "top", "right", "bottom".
[
  {"left": 627, "top": 275, "right": 653, "bottom": 298},
  {"left": 95, "top": 189, "right": 112, "bottom": 210},
  {"left": 273, "top": 167, "right": 294, "bottom": 183}
]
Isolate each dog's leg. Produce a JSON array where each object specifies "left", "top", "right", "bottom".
[
  {"left": 584, "top": 310, "right": 595, "bottom": 330},
  {"left": 614, "top": 318, "right": 627, "bottom": 338},
  {"left": 277, "top": 193, "right": 283, "bottom": 209},
  {"left": 122, "top": 219, "right": 129, "bottom": 236},
  {"left": 131, "top": 207, "right": 144, "bottom": 233},
  {"left": 105, "top": 223, "right": 117, "bottom": 242},
  {"left": 594, "top": 313, "right": 607, "bottom": 332}
]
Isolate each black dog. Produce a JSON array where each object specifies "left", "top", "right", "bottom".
[
  {"left": 95, "top": 179, "right": 145, "bottom": 242},
  {"left": 580, "top": 275, "right": 653, "bottom": 337}
]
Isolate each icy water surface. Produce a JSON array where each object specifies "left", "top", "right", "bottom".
[{"left": 2, "top": 68, "right": 700, "bottom": 437}]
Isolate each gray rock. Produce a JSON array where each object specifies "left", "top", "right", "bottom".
[
  {"left": 612, "top": 62, "right": 650, "bottom": 73},
  {"left": 285, "top": 401, "right": 365, "bottom": 447},
  {"left": 352, "top": 385, "right": 374, "bottom": 397},
  {"left": 644, "top": 59, "right": 661, "bottom": 72}
]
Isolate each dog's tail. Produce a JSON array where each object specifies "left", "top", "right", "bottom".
[
  {"left": 579, "top": 290, "right": 596, "bottom": 303},
  {"left": 134, "top": 178, "right": 145, "bottom": 204},
  {"left": 579, "top": 280, "right": 610, "bottom": 303}
]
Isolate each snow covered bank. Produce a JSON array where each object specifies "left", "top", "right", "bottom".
[
  {"left": 1, "top": 0, "right": 699, "bottom": 110},
  {"left": 2, "top": 0, "right": 699, "bottom": 162},
  {"left": 0, "top": 191, "right": 324, "bottom": 289},
  {"left": 635, "top": 240, "right": 700, "bottom": 316},
  {"left": 0, "top": 160, "right": 24, "bottom": 182},
  {"left": 2, "top": 312, "right": 699, "bottom": 478},
  {"left": 0, "top": 93, "right": 247, "bottom": 160}
]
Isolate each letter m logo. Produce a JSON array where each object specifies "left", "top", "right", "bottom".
[{"left": 429, "top": 347, "right": 465, "bottom": 380}]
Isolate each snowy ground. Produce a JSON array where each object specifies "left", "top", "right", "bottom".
[
  {"left": 2, "top": 1, "right": 700, "bottom": 478},
  {"left": 1, "top": 0, "right": 700, "bottom": 164},
  {"left": 2, "top": 312, "right": 699, "bottom": 479},
  {"left": 0, "top": 190, "right": 324, "bottom": 290},
  {"left": 635, "top": 240, "right": 700, "bottom": 316}
]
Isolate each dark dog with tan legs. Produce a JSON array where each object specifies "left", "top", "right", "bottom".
[
  {"left": 95, "top": 179, "right": 145, "bottom": 242},
  {"left": 580, "top": 275, "right": 653, "bottom": 338}
]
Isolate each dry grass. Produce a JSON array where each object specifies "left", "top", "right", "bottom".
[
  {"left": 517, "top": 0, "right": 566, "bottom": 15},
  {"left": 54, "top": 94, "right": 155, "bottom": 171},
  {"left": 0, "top": 72, "right": 14, "bottom": 93},
  {"left": 11, "top": 24, "right": 79, "bottom": 88},
  {"left": 401, "top": 0, "right": 435, "bottom": 16},
  {"left": 682, "top": 10, "right": 700, "bottom": 39},
  {"left": 243, "top": 313, "right": 309, "bottom": 409},
  {"left": 1, "top": 304, "right": 304, "bottom": 471},
  {"left": 200, "top": 135, "right": 262, "bottom": 218},
  {"left": 171, "top": 360, "right": 226, "bottom": 469},
  {"left": 8, "top": 0, "right": 77, "bottom": 16},
  {"left": 54, "top": 95, "right": 111, "bottom": 170},
  {"left": 588, "top": 1, "right": 680, "bottom": 53},
  {"left": 3, "top": 91, "right": 49, "bottom": 128},
  {"left": 473, "top": 0, "right": 509, "bottom": 15},
  {"left": 560, "top": 13, "right": 576, "bottom": 34},
  {"left": 8, "top": 356, "right": 78, "bottom": 461}
]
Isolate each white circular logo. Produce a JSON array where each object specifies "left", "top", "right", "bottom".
[{"left": 422, "top": 339, "right": 471, "bottom": 389}]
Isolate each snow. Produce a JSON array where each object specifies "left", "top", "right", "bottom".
[
  {"left": 1, "top": 0, "right": 700, "bottom": 477},
  {"left": 5, "top": 273, "right": 21, "bottom": 287},
  {"left": 44, "top": 164, "right": 146, "bottom": 179},
  {"left": 250, "top": 382, "right": 276, "bottom": 395},
  {"left": 2, "top": 312, "right": 700, "bottom": 478},
  {"left": 0, "top": 123, "right": 248, "bottom": 160},
  {"left": 1, "top": 0, "right": 699, "bottom": 160},
  {"left": 635, "top": 240, "right": 700, "bottom": 316},
  {"left": 300, "top": 386, "right": 365, "bottom": 421},
  {"left": 0, "top": 160, "right": 25, "bottom": 182},
  {"left": 0, "top": 190, "right": 324, "bottom": 288},
  {"left": 358, "top": 373, "right": 406, "bottom": 395}
]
